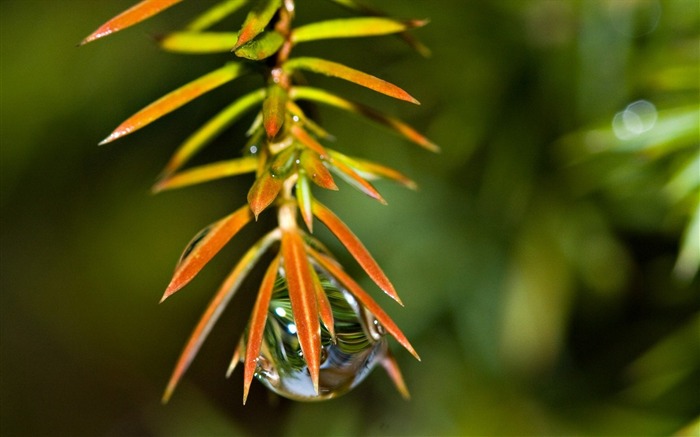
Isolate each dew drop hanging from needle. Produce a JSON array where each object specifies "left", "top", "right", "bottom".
[{"left": 242, "top": 263, "right": 388, "bottom": 401}]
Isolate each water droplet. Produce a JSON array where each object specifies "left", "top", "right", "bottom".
[
  {"left": 373, "top": 319, "right": 386, "bottom": 336},
  {"left": 249, "top": 265, "right": 387, "bottom": 401},
  {"left": 176, "top": 225, "right": 211, "bottom": 267}
]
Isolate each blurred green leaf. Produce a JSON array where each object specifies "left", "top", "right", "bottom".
[
  {"left": 622, "top": 315, "right": 700, "bottom": 402},
  {"left": 675, "top": 203, "right": 700, "bottom": 280}
]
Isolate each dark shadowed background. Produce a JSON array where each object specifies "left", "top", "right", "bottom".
[{"left": 2, "top": 0, "right": 698, "bottom": 435}]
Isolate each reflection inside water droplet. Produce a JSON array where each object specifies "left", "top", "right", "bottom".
[{"left": 249, "top": 265, "right": 387, "bottom": 401}]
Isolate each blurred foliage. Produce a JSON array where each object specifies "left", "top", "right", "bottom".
[{"left": 1, "top": 0, "right": 698, "bottom": 436}]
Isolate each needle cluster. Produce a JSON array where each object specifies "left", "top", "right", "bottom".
[{"left": 83, "top": 0, "right": 435, "bottom": 403}]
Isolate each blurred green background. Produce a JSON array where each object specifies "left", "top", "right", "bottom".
[{"left": 1, "top": 0, "right": 698, "bottom": 435}]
